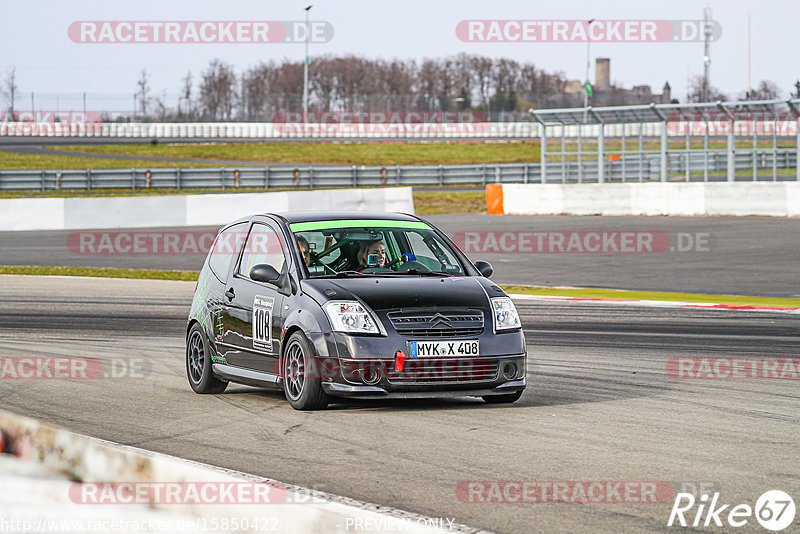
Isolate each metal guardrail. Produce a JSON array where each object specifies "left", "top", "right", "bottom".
[{"left": 1, "top": 150, "right": 797, "bottom": 192}]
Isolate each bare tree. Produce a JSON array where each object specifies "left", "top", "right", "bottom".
[
  {"left": 0, "top": 55, "right": 704, "bottom": 123},
  {"left": 687, "top": 74, "right": 727, "bottom": 103},
  {"left": 4, "top": 67, "right": 18, "bottom": 117},
  {"left": 470, "top": 55, "right": 494, "bottom": 112},
  {"left": 309, "top": 55, "right": 337, "bottom": 111},
  {"left": 416, "top": 59, "right": 439, "bottom": 111},
  {"left": 180, "top": 71, "right": 193, "bottom": 118},
  {"left": 137, "top": 69, "right": 150, "bottom": 117},
  {"left": 199, "top": 59, "right": 237, "bottom": 120},
  {"left": 452, "top": 54, "right": 475, "bottom": 101},
  {"left": 117, "top": 54, "right": 599, "bottom": 122},
  {"left": 749, "top": 80, "right": 781, "bottom": 100},
  {"left": 242, "top": 61, "right": 285, "bottom": 120},
  {"left": 436, "top": 58, "right": 456, "bottom": 110},
  {"left": 153, "top": 90, "right": 170, "bottom": 120},
  {"left": 385, "top": 59, "right": 416, "bottom": 109},
  {"left": 491, "top": 58, "right": 521, "bottom": 114}
]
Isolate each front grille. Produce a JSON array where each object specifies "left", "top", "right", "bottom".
[
  {"left": 387, "top": 358, "right": 499, "bottom": 383},
  {"left": 388, "top": 309, "right": 484, "bottom": 338}
]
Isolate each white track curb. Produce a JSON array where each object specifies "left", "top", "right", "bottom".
[{"left": 0, "top": 410, "right": 491, "bottom": 534}]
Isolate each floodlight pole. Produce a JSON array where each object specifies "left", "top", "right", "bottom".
[
  {"left": 303, "top": 5, "right": 312, "bottom": 126},
  {"left": 583, "top": 19, "right": 595, "bottom": 123},
  {"left": 703, "top": 7, "right": 712, "bottom": 101},
  {"left": 747, "top": 14, "right": 751, "bottom": 98}
]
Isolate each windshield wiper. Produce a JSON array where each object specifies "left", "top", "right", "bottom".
[
  {"left": 327, "top": 270, "right": 371, "bottom": 277},
  {"left": 385, "top": 269, "right": 451, "bottom": 277}
]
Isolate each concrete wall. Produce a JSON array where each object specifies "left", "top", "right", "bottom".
[
  {"left": 0, "top": 187, "right": 415, "bottom": 231},
  {"left": 490, "top": 183, "right": 800, "bottom": 217}
]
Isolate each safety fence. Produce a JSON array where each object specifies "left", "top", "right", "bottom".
[
  {"left": 1, "top": 150, "right": 797, "bottom": 192},
  {"left": 2, "top": 99, "right": 798, "bottom": 184}
]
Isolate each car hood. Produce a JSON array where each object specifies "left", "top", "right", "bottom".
[{"left": 302, "top": 276, "right": 502, "bottom": 311}]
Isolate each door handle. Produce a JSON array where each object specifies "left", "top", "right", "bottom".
[{"left": 225, "top": 287, "right": 235, "bottom": 300}]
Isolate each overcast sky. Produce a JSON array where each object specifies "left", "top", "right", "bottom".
[{"left": 3, "top": 0, "right": 797, "bottom": 108}]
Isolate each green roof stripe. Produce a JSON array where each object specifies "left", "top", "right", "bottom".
[{"left": 290, "top": 219, "right": 432, "bottom": 232}]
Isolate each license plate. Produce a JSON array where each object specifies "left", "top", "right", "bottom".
[{"left": 409, "top": 340, "right": 479, "bottom": 358}]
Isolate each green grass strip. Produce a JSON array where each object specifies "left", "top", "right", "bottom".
[
  {"left": 0, "top": 265, "right": 199, "bottom": 281},
  {"left": 502, "top": 285, "right": 800, "bottom": 309},
  {"left": 47, "top": 141, "right": 542, "bottom": 166},
  {"left": 0, "top": 153, "right": 234, "bottom": 170}
]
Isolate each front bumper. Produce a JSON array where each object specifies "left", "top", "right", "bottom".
[
  {"left": 318, "top": 326, "right": 527, "bottom": 399},
  {"left": 322, "top": 377, "right": 526, "bottom": 399},
  {"left": 319, "top": 352, "right": 527, "bottom": 399}
]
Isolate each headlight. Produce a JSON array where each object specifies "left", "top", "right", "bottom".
[
  {"left": 324, "top": 301, "right": 380, "bottom": 334},
  {"left": 491, "top": 297, "right": 521, "bottom": 331}
]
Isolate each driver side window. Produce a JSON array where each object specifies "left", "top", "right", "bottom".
[
  {"left": 406, "top": 231, "right": 438, "bottom": 264},
  {"left": 406, "top": 230, "right": 463, "bottom": 273},
  {"left": 238, "top": 223, "right": 287, "bottom": 279}
]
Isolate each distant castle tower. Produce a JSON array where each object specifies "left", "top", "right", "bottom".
[
  {"left": 662, "top": 81, "right": 672, "bottom": 103},
  {"left": 595, "top": 58, "right": 610, "bottom": 91}
]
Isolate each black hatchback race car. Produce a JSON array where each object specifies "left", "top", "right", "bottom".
[{"left": 186, "top": 211, "right": 526, "bottom": 410}]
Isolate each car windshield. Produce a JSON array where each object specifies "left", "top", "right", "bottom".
[{"left": 290, "top": 219, "right": 466, "bottom": 277}]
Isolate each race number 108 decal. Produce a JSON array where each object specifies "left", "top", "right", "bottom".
[{"left": 253, "top": 295, "right": 275, "bottom": 352}]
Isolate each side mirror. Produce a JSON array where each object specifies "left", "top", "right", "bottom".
[
  {"left": 474, "top": 260, "right": 493, "bottom": 278},
  {"left": 250, "top": 264, "right": 281, "bottom": 284}
]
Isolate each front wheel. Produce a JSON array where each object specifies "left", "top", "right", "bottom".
[
  {"left": 482, "top": 391, "right": 523, "bottom": 404},
  {"left": 282, "top": 331, "right": 329, "bottom": 410},
  {"left": 186, "top": 324, "right": 228, "bottom": 394}
]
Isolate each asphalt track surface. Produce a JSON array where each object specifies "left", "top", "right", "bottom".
[
  {"left": 0, "top": 275, "right": 798, "bottom": 533},
  {"left": 2, "top": 214, "right": 798, "bottom": 297}
]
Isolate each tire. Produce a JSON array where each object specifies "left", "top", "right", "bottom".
[
  {"left": 482, "top": 390, "right": 523, "bottom": 404},
  {"left": 186, "top": 323, "right": 228, "bottom": 394},
  {"left": 282, "top": 331, "right": 329, "bottom": 410}
]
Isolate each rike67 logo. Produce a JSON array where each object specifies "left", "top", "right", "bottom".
[{"left": 668, "top": 490, "right": 796, "bottom": 531}]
